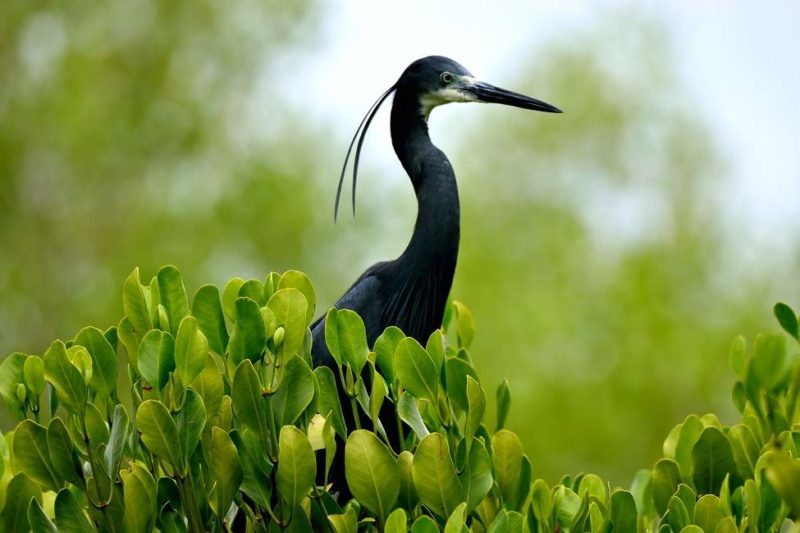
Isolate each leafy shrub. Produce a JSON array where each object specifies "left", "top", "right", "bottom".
[{"left": 0, "top": 266, "right": 798, "bottom": 532}]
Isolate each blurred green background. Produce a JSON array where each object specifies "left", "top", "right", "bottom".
[{"left": 1, "top": 2, "right": 797, "bottom": 485}]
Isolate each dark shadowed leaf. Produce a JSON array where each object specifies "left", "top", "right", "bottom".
[
  {"left": 774, "top": 302, "right": 799, "bottom": 339},
  {"left": 496, "top": 379, "right": 511, "bottom": 431},
  {"left": 47, "top": 417, "right": 80, "bottom": 484},
  {"left": 230, "top": 429, "right": 273, "bottom": 509},
  {"left": 0, "top": 473, "right": 41, "bottom": 532},
  {"left": 27, "top": 498, "right": 57, "bottom": 533},
  {"left": 610, "top": 490, "right": 637, "bottom": 533},
  {"left": 692, "top": 427, "right": 736, "bottom": 494},
  {"left": 54, "top": 488, "right": 94, "bottom": 533}
]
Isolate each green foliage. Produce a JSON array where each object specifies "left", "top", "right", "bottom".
[{"left": 0, "top": 268, "right": 798, "bottom": 531}]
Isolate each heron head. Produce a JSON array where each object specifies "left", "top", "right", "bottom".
[{"left": 398, "top": 55, "right": 562, "bottom": 119}]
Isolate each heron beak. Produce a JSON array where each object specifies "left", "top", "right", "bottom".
[{"left": 464, "top": 80, "right": 562, "bottom": 113}]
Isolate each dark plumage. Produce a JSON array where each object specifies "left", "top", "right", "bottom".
[{"left": 309, "top": 55, "right": 560, "bottom": 494}]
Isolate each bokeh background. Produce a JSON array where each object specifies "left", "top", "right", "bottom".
[{"left": 1, "top": 1, "right": 798, "bottom": 485}]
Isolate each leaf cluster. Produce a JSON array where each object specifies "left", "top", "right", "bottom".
[{"left": 0, "top": 267, "right": 798, "bottom": 532}]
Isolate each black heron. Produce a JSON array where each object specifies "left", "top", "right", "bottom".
[
  {"left": 311, "top": 55, "right": 560, "bottom": 371},
  {"left": 308, "top": 56, "right": 560, "bottom": 494}
]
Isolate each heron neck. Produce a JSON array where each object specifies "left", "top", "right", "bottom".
[{"left": 390, "top": 92, "right": 460, "bottom": 271}]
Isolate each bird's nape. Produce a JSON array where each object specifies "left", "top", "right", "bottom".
[{"left": 334, "top": 83, "right": 397, "bottom": 221}]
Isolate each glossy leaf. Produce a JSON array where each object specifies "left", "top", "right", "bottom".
[
  {"left": 137, "top": 329, "right": 176, "bottom": 390},
  {"left": 74, "top": 327, "right": 117, "bottom": 396},
  {"left": 271, "top": 355, "right": 315, "bottom": 427},
  {"left": 221, "top": 277, "right": 245, "bottom": 322},
  {"left": 692, "top": 427, "right": 736, "bottom": 494},
  {"left": 445, "top": 357, "right": 477, "bottom": 412},
  {"left": 176, "top": 389, "right": 206, "bottom": 472},
  {"left": 43, "top": 340, "right": 87, "bottom": 415},
  {"left": 313, "top": 366, "right": 347, "bottom": 438},
  {"left": 774, "top": 302, "right": 798, "bottom": 339},
  {"left": 328, "top": 507, "right": 359, "bottom": 533},
  {"left": 0, "top": 352, "right": 27, "bottom": 419},
  {"left": 231, "top": 360, "right": 266, "bottom": 437},
  {"left": 345, "top": 430, "right": 400, "bottom": 522},
  {"left": 728, "top": 424, "right": 759, "bottom": 480},
  {"left": 395, "top": 337, "right": 439, "bottom": 403},
  {"left": 103, "top": 404, "right": 129, "bottom": 482},
  {"left": 444, "top": 502, "right": 468, "bottom": 533},
  {"left": 278, "top": 270, "right": 317, "bottom": 325},
  {"left": 384, "top": 508, "right": 408, "bottom": 533},
  {"left": 54, "top": 488, "right": 94, "bottom": 533},
  {"left": 227, "top": 297, "right": 267, "bottom": 364},
  {"left": 174, "top": 316, "right": 208, "bottom": 385},
  {"left": 23, "top": 355, "right": 46, "bottom": 397},
  {"left": 397, "top": 392, "right": 429, "bottom": 440},
  {"left": 397, "top": 450, "right": 418, "bottom": 511},
  {"left": 325, "top": 307, "right": 369, "bottom": 373},
  {"left": 206, "top": 427, "right": 243, "bottom": 519},
  {"left": 122, "top": 464, "right": 156, "bottom": 533},
  {"left": 531, "top": 479, "right": 552, "bottom": 527},
  {"left": 157, "top": 266, "right": 189, "bottom": 334},
  {"left": 374, "top": 326, "right": 404, "bottom": 385},
  {"left": 14, "top": 419, "right": 62, "bottom": 491},
  {"left": 412, "top": 433, "right": 462, "bottom": 519},
  {"left": 493, "top": 429, "right": 524, "bottom": 509},
  {"left": 136, "top": 399, "right": 181, "bottom": 470},
  {"left": 693, "top": 494, "right": 723, "bottom": 532},
  {"left": 189, "top": 353, "right": 224, "bottom": 421},
  {"left": 267, "top": 288, "right": 308, "bottom": 357},
  {"left": 47, "top": 417, "right": 80, "bottom": 484},
  {"left": 123, "top": 268, "right": 153, "bottom": 335},
  {"left": 277, "top": 426, "right": 316, "bottom": 509},
  {"left": 28, "top": 498, "right": 57, "bottom": 533},
  {"left": 230, "top": 429, "right": 272, "bottom": 509},
  {"left": 0, "top": 473, "right": 41, "bottom": 532},
  {"left": 192, "top": 284, "right": 229, "bottom": 355},
  {"left": 459, "top": 437, "right": 493, "bottom": 512},
  {"left": 609, "top": 490, "right": 637, "bottom": 533},
  {"left": 652, "top": 458, "right": 682, "bottom": 515}
]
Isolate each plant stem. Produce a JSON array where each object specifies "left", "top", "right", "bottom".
[{"left": 177, "top": 470, "right": 205, "bottom": 533}]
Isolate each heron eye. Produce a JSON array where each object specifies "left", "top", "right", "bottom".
[{"left": 440, "top": 72, "right": 454, "bottom": 84}]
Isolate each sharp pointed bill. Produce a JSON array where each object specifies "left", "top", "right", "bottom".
[{"left": 463, "top": 80, "right": 562, "bottom": 113}]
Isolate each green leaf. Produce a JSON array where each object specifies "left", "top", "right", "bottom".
[
  {"left": 496, "top": 378, "right": 511, "bottom": 431},
  {"left": 397, "top": 450, "right": 418, "bottom": 511},
  {"left": 425, "top": 329, "right": 445, "bottom": 371},
  {"left": 465, "top": 376, "right": 485, "bottom": 448},
  {"left": 177, "top": 389, "right": 206, "bottom": 473},
  {"left": 369, "top": 367, "right": 387, "bottom": 425},
  {"left": 0, "top": 473, "right": 41, "bottom": 532},
  {"left": 630, "top": 468, "right": 654, "bottom": 516},
  {"left": 345, "top": 430, "right": 400, "bottom": 522},
  {"left": 493, "top": 429, "right": 524, "bottom": 509},
  {"left": 578, "top": 473, "right": 606, "bottom": 502},
  {"left": 410, "top": 515, "right": 439, "bottom": 533},
  {"left": 227, "top": 297, "right": 267, "bottom": 364},
  {"left": 0, "top": 352, "right": 27, "bottom": 419},
  {"left": 325, "top": 308, "right": 369, "bottom": 374},
  {"left": 445, "top": 357, "right": 478, "bottom": 412},
  {"left": 43, "top": 340, "right": 87, "bottom": 415},
  {"left": 192, "top": 284, "right": 229, "bottom": 355},
  {"left": 395, "top": 337, "right": 439, "bottom": 403},
  {"left": 137, "top": 329, "right": 176, "bottom": 390},
  {"left": 444, "top": 502, "right": 468, "bottom": 533},
  {"left": 729, "top": 336, "right": 747, "bottom": 377},
  {"left": 459, "top": 437, "right": 493, "bottom": 512},
  {"left": 103, "top": 404, "right": 129, "bottom": 482},
  {"left": 374, "top": 326, "right": 404, "bottom": 385},
  {"left": 728, "top": 424, "right": 759, "bottom": 480},
  {"left": 231, "top": 360, "right": 266, "bottom": 437},
  {"left": 23, "top": 356, "right": 46, "bottom": 397},
  {"left": 85, "top": 401, "right": 110, "bottom": 450},
  {"left": 553, "top": 486, "right": 581, "bottom": 530},
  {"left": 123, "top": 268, "right": 153, "bottom": 335},
  {"left": 47, "top": 417, "right": 79, "bottom": 484},
  {"left": 774, "top": 302, "right": 799, "bottom": 339},
  {"left": 746, "top": 333, "right": 786, "bottom": 397},
  {"left": 764, "top": 453, "right": 800, "bottom": 517},
  {"left": 714, "top": 517, "right": 737, "bottom": 533},
  {"left": 14, "top": 420, "right": 61, "bottom": 491},
  {"left": 531, "top": 479, "right": 552, "bottom": 527},
  {"left": 666, "top": 494, "right": 691, "bottom": 531},
  {"left": 610, "top": 490, "right": 637, "bottom": 533},
  {"left": 272, "top": 355, "right": 315, "bottom": 426},
  {"left": 189, "top": 354, "right": 224, "bottom": 421},
  {"left": 221, "top": 277, "right": 245, "bottom": 322},
  {"left": 74, "top": 327, "right": 117, "bottom": 396},
  {"left": 277, "top": 426, "right": 316, "bottom": 509},
  {"left": 206, "top": 427, "right": 243, "bottom": 520},
  {"left": 384, "top": 508, "right": 408, "bottom": 533},
  {"left": 397, "top": 392, "right": 429, "bottom": 440},
  {"left": 239, "top": 279, "right": 266, "bottom": 306},
  {"left": 412, "top": 432, "right": 462, "bottom": 519},
  {"left": 675, "top": 414, "right": 704, "bottom": 483},
  {"left": 136, "top": 399, "right": 181, "bottom": 470},
  {"left": 267, "top": 288, "right": 309, "bottom": 357},
  {"left": 328, "top": 507, "right": 359, "bottom": 533},
  {"left": 652, "top": 458, "right": 682, "bottom": 515},
  {"left": 230, "top": 429, "right": 273, "bottom": 509},
  {"left": 174, "top": 316, "right": 208, "bottom": 385},
  {"left": 452, "top": 301, "right": 475, "bottom": 349},
  {"left": 121, "top": 464, "right": 156, "bottom": 533},
  {"left": 692, "top": 427, "right": 736, "bottom": 494},
  {"left": 54, "top": 488, "right": 94, "bottom": 533},
  {"left": 314, "top": 366, "right": 347, "bottom": 438},
  {"left": 28, "top": 498, "right": 57, "bottom": 533},
  {"left": 278, "top": 270, "right": 317, "bottom": 325},
  {"left": 693, "top": 494, "right": 723, "bottom": 532},
  {"left": 488, "top": 510, "right": 526, "bottom": 533},
  {"left": 156, "top": 266, "right": 190, "bottom": 334}
]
